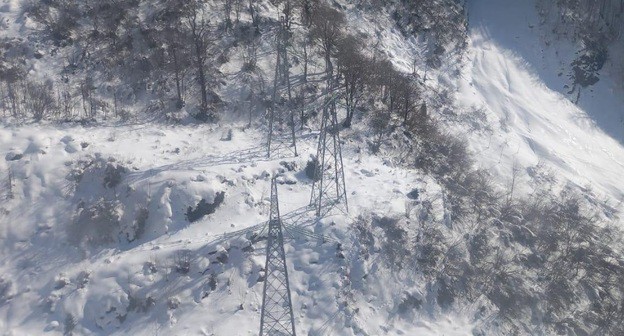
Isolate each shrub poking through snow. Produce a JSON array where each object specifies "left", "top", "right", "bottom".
[
  {"left": 201, "top": 273, "right": 218, "bottom": 300},
  {"left": 279, "top": 161, "right": 298, "bottom": 172},
  {"left": 67, "top": 155, "right": 128, "bottom": 188},
  {"left": 103, "top": 162, "right": 126, "bottom": 189},
  {"left": 167, "top": 296, "right": 180, "bottom": 310},
  {"left": 173, "top": 250, "right": 192, "bottom": 274},
  {"left": 128, "top": 294, "right": 155, "bottom": 313},
  {"left": 304, "top": 156, "right": 321, "bottom": 181},
  {"left": 5, "top": 151, "right": 23, "bottom": 161},
  {"left": 76, "top": 270, "right": 91, "bottom": 289},
  {"left": 185, "top": 191, "right": 225, "bottom": 222},
  {"left": 69, "top": 199, "right": 123, "bottom": 246},
  {"left": 122, "top": 206, "right": 148, "bottom": 242},
  {"left": 220, "top": 128, "right": 233, "bottom": 141},
  {"left": 397, "top": 292, "right": 423, "bottom": 316},
  {"left": 406, "top": 189, "right": 419, "bottom": 200}
]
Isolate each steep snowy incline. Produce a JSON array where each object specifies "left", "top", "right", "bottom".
[
  {"left": 466, "top": 0, "right": 624, "bottom": 142},
  {"left": 458, "top": 0, "right": 624, "bottom": 204}
]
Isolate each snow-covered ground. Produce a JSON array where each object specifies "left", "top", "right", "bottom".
[
  {"left": 457, "top": 0, "right": 624, "bottom": 206},
  {"left": 0, "top": 122, "right": 474, "bottom": 335}
]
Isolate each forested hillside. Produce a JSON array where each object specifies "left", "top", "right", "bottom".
[{"left": 0, "top": 0, "right": 465, "bottom": 124}]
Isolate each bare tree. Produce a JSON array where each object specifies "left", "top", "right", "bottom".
[
  {"left": 395, "top": 74, "right": 419, "bottom": 125},
  {"left": 505, "top": 160, "right": 521, "bottom": 208},
  {"left": 26, "top": 80, "right": 56, "bottom": 121},
  {"left": 248, "top": 0, "right": 260, "bottom": 34},
  {"left": 58, "top": 87, "right": 76, "bottom": 120},
  {"left": 369, "top": 107, "right": 391, "bottom": 153},
  {"left": 309, "top": 3, "right": 345, "bottom": 77},
  {"left": 156, "top": 3, "right": 191, "bottom": 109},
  {"left": 234, "top": 0, "right": 244, "bottom": 24},
  {"left": 80, "top": 76, "right": 96, "bottom": 119},
  {"left": 295, "top": 0, "right": 317, "bottom": 26},
  {"left": 223, "top": 0, "right": 234, "bottom": 31},
  {"left": 0, "top": 39, "right": 27, "bottom": 119},
  {"left": 184, "top": 1, "right": 217, "bottom": 121},
  {"left": 336, "top": 35, "right": 367, "bottom": 127},
  {"left": 2, "top": 74, "right": 21, "bottom": 118}
]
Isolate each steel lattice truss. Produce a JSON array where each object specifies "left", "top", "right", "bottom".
[
  {"left": 309, "top": 97, "right": 348, "bottom": 217},
  {"left": 267, "top": 17, "right": 297, "bottom": 159},
  {"left": 259, "top": 178, "right": 297, "bottom": 336}
]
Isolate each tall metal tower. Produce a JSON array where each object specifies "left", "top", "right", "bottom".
[
  {"left": 267, "top": 15, "right": 297, "bottom": 159},
  {"left": 259, "top": 177, "right": 297, "bottom": 336},
  {"left": 309, "top": 94, "right": 348, "bottom": 216}
]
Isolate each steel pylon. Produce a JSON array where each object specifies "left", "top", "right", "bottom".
[
  {"left": 309, "top": 94, "right": 348, "bottom": 217},
  {"left": 267, "top": 16, "right": 297, "bottom": 159},
  {"left": 259, "top": 177, "right": 296, "bottom": 336}
]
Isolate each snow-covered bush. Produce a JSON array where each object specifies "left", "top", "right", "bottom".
[
  {"left": 372, "top": 216, "right": 410, "bottom": 270},
  {"left": 84, "top": 287, "right": 130, "bottom": 330},
  {"left": 68, "top": 198, "right": 123, "bottom": 246},
  {"left": 173, "top": 250, "right": 192, "bottom": 275},
  {"left": 103, "top": 162, "right": 127, "bottom": 189},
  {"left": 304, "top": 155, "right": 321, "bottom": 181},
  {"left": 127, "top": 294, "right": 155, "bottom": 313},
  {"left": 121, "top": 206, "right": 149, "bottom": 242},
  {"left": 167, "top": 296, "right": 181, "bottom": 310},
  {"left": 414, "top": 126, "right": 473, "bottom": 179},
  {"left": 416, "top": 225, "right": 447, "bottom": 277},
  {"left": 388, "top": 0, "right": 468, "bottom": 64},
  {"left": 67, "top": 155, "right": 226, "bottom": 244},
  {"left": 185, "top": 191, "right": 225, "bottom": 222}
]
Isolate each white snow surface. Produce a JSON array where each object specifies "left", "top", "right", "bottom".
[
  {"left": 0, "top": 123, "right": 470, "bottom": 335},
  {"left": 457, "top": 0, "right": 624, "bottom": 204},
  {"left": 345, "top": 0, "right": 624, "bottom": 205}
]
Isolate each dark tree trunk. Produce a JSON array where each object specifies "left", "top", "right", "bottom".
[{"left": 172, "top": 48, "right": 184, "bottom": 108}]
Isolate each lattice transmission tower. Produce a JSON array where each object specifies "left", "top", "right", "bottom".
[
  {"left": 309, "top": 92, "right": 348, "bottom": 217},
  {"left": 259, "top": 177, "right": 297, "bottom": 336},
  {"left": 267, "top": 15, "right": 297, "bottom": 159}
]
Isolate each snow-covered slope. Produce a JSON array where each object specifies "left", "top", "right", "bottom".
[
  {"left": 0, "top": 123, "right": 474, "bottom": 335},
  {"left": 348, "top": 0, "right": 624, "bottom": 205},
  {"left": 458, "top": 0, "right": 624, "bottom": 205},
  {"left": 2, "top": 0, "right": 624, "bottom": 334},
  {"left": 468, "top": 0, "right": 624, "bottom": 143}
]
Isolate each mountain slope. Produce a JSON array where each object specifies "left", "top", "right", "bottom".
[
  {"left": 1, "top": 0, "right": 624, "bottom": 335},
  {"left": 457, "top": 0, "right": 624, "bottom": 205}
]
